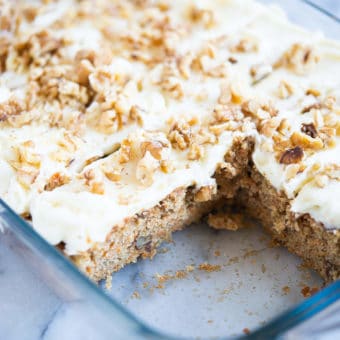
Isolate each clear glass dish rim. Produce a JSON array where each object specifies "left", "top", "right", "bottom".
[{"left": 0, "top": 1, "right": 339, "bottom": 339}]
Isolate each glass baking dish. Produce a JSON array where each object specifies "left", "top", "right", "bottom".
[{"left": 0, "top": 0, "right": 339, "bottom": 339}]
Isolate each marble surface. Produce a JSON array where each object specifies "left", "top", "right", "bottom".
[{"left": 0, "top": 1, "right": 339, "bottom": 340}]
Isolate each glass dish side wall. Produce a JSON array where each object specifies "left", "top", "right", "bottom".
[{"left": 0, "top": 1, "right": 338, "bottom": 339}]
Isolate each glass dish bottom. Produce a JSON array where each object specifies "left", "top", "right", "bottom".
[{"left": 103, "top": 223, "right": 323, "bottom": 338}]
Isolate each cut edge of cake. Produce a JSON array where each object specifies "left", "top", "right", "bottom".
[{"left": 72, "top": 135, "right": 339, "bottom": 282}]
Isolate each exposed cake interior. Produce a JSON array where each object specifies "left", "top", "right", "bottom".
[{"left": 0, "top": 0, "right": 339, "bottom": 282}]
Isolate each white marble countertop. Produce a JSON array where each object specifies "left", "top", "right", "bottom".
[{"left": 0, "top": 1, "right": 339, "bottom": 340}]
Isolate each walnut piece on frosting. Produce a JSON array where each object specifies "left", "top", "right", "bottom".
[
  {"left": 44, "top": 173, "right": 70, "bottom": 191},
  {"left": 136, "top": 151, "right": 160, "bottom": 186},
  {"left": 279, "top": 146, "right": 304, "bottom": 165},
  {"left": 168, "top": 121, "right": 192, "bottom": 150},
  {"left": 275, "top": 43, "right": 320, "bottom": 75}
]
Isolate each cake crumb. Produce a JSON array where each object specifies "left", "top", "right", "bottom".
[
  {"left": 105, "top": 275, "right": 112, "bottom": 290},
  {"left": 154, "top": 269, "right": 188, "bottom": 289},
  {"left": 301, "top": 286, "right": 319, "bottom": 297},
  {"left": 282, "top": 286, "right": 290, "bottom": 295},
  {"left": 186, "top": 265, "right": 195, "bottom": 272},
  {"left": 243, "top": 328, "right": 250, "bottom": 334},
  {"left": 214, "top": 250, "right": 221, "bottom": 257},
  {"left": 156, "top": 273, "right": 172, "bottom": 285},
  {"left": 243, "top": 249, "right": 263, "bottom": 259},
  {"left": 175, "top": 270, "right": 187, "bottom": 279},
  {"left": 227, "top": 256, "right": 239, "bottom": 265},
  {"left": 198, "top": 263, "right": 221, "bottom": 272},
  {"left": 131, "top": 291, "right": 141, "bottom": 299},
  {"left": 208, "top": 212, "right": 244, "bottom": 231}
]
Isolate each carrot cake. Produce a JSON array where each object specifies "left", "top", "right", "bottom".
[{"left": 0, "top": 0, "right": 339, "bottom": 282}]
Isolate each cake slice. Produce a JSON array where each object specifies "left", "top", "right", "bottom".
[{"left": 0, "top": 0, "right": 339, "bottom": 282}]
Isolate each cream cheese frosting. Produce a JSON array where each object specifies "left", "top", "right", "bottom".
[{"left": 0, "top": 0, "right": 339, "bottom": 254}]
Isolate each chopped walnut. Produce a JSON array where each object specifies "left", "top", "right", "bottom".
[
  {"left": 187, "top": 143, "right": 204, "bottom": 161},
  {"left": 159, "top": 61, "right": 184, "bottom": 99},
  {"left": 319, "top": 127, "right": 336, "bottom": 148},
  {"left": 16, "top": 168, "right": 39, "bottom": 189},
  {"left": 209, "top": 121, "right": 238, "bottom": 135},
  {"left": 0, "top": 98, "right": 25, "bottom": 122},
  {"left": 33, "top": 30, "right": 62, "bottom": 56},
  {"left": 278, "top": 80, "right": 294, "bottom": 99},
  {"left": 260, "top": 117, "right": 281, "bottom": 138},
  {"left": 44, "top": 173, "right": 70, "bottom": 191},
  {"left": 242, "top": 100, "right": 277, "bottom": 121},
  {"left": 205, "top": 62, "right": 229, "bottom": 78},
  {"left": 136, "top": 151, "right": 159, "bottom": 186},
  {"left": 189, "top": 7, "right": 215, "bottom": 28},
  {"left": 178, "top": 53, "right": 193, "bottom": 79},
  {"left": 160, "top": 159, "right": 174, "bottom": 173},
  {"left": 13, "top": 141, "right": 41, "bottom": 168},
  {"left": 161, "top": 76, "right": 183, "bottom": 99},
  {"left": 129, "top": 105, "right": 145, "bottom": 126},
  {"left": 276, "top": 118, "right": 291, "bottom": 136},
  {"left": 195, "top": 128, "right": 217, "bottom": 145},
  {"left": 301, "top": 123, "right": 317, "bottom": 138},
  {"left": 22, "top": 6, "right": 38, "bottom": 22},
  {"left": 291, "top": 131, "right": 323, "bottom": 150},
  {"left": 101, "top": 163, "right": 122, "bottom": 182},
  {"left": 62, "top": 130, "right": 80, "bottom": 150},
  {"left": 76, "top": 59, "right": 94, "bottom": 86},
  {"left": 209, "top": 105, "right": 244, "bottom": 134},
  {"left": 230, "top": 36, "right": 258, "bottom": 53},
  {"left": 275, "top": 43, "right": 319, "bottom": 75},
  {"left": 141, "top": 140, "right": 167, "bottom": 160},
  {"left": 168, "top": 122, "right": 191, "bottom": 150},
  {"left": 301, "top": 102, "right": 323, "bottom": 114},
  {"left": 82, "top": 169, "right": 104, "bottom": 194},
  {"left": 279, "top": 146, "right": 304, "bottom": 164},
  {"left": 306, "top": 88, "right": 321, "bottom": 97},
  {"left": 0, "top": 36, "right": 10, "bottom": 72},
  {"left": 58, "top": 79, "right": 89, "bottom": 103},
  {"left": 191, "top": 43, "right": 216, "bottom": 73},
  {"left": 83, "top": 169, "right": 95, "bottom": 186},
  {"left": 97, "top": 110, "right": 119, "bottom": 134},
  {"left": 75, "top": 49, "right": 96, "bottom": 65},
  {"left": 228, "top": 56, "right": 238, "bottom": 64},
  {"left": 118, "top": 139, "right": 132, "bottom": 164},
  {"left": 272, "top": 134, "right": 291, "bottom": 154},
  {"left": 91, "top": 182, "right": 105, "bottom": 195},
  {"left": 241, "top": 100, "right": 260, "bottom": 117},
  {"left": 229, "top": 83, "right": 245, "bottom": 104}
]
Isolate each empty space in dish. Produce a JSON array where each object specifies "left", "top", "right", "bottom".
[{"left": 104, "top": 222, "right": 322, "bottom": 338}]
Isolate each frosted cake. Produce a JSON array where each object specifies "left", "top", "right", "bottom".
[{"left": 0, "top": 0, "right": 339, "bottom": 281}]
